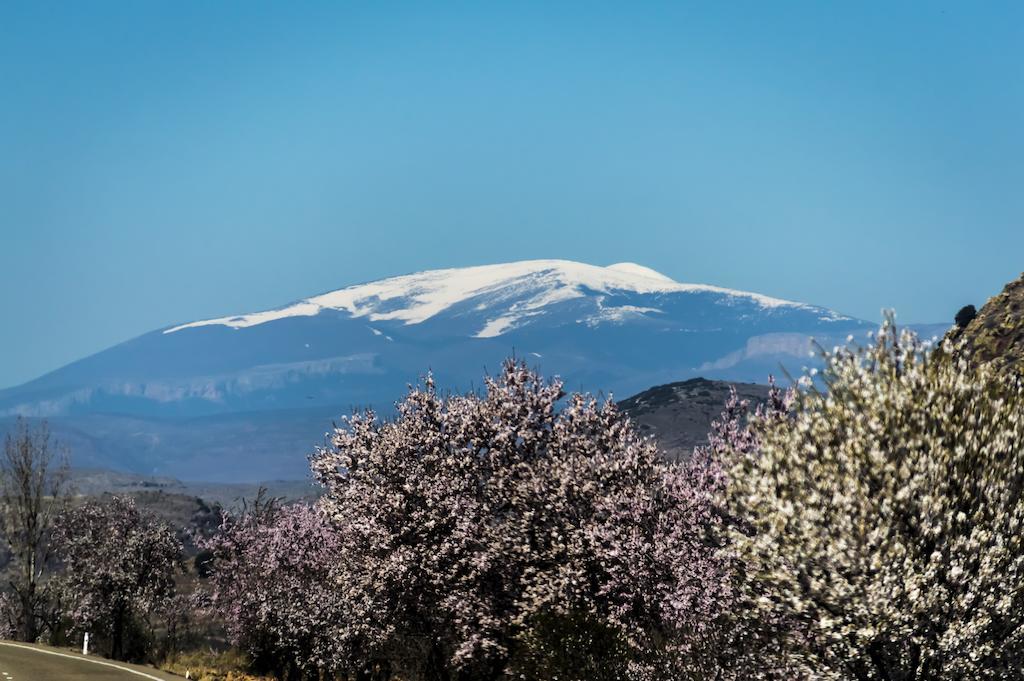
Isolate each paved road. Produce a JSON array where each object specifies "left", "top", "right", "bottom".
[{"left": 0, "top": 641, "right": 181, "bottom": 680}]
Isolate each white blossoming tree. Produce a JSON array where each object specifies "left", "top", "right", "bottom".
[{"left": 727, "top": 317, "right": 1024, "bottom": 679}]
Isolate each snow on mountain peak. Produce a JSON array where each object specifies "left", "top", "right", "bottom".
[
  {"left": 605, "top": 262, "right": 676, "bottom": 283},
  {"left": 164, "top": 259, "right": 823, "bottom": 336}
]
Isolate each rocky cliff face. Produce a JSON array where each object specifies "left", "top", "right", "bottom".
[{"left": 947, "top": 272, "right": 1024, "bottom": 375}]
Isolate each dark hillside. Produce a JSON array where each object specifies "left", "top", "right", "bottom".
[
  {"left": 947, "top": 271, "right": 1024, "bottom": 375},
  {"left": 618, "top": 377, "right": 772, "bottom": 460}
]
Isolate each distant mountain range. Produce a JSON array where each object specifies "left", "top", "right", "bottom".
[{"left": 0, "top": 260, "right": 946, "bottom": 480}]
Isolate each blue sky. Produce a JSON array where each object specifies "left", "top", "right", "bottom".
[{"left": 1, "top": 2, "right": 1022, "bottom": 388}]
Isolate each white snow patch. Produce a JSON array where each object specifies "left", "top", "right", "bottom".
[
  {"left": 166, "top": 302, "right": 321, "bottom": 333},
  {"left": 585, "top": 304, "right": 663, "bottom": 327},
  {"left": 606, "top": 262, "right": 676, "bottom": 283},
  {"left": 476, "top": 316, "right": 518, "bottom": 338}
]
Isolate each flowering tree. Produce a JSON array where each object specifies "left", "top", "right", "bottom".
[
  {"left": 727, "top": 318, "right": 1024, "bottom": 679},
  {"left": 201, "top": 496, "right": 350, "bottom": 680},
  {"left": 310, "top": 360, "right": 734, "bottom": 680},
  {"left": 53, "top": 496, "right": 182, "bottom": 660},
  {"left": 683, "top": 380, "right": 813, "bottom": 680}
]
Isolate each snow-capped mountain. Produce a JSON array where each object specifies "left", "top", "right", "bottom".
[
  {"left": 0, "top": 260, "right": 872, "bottom": 480},
  {"left": 164, "top": 260, "right": 838, "bottom": 336}
]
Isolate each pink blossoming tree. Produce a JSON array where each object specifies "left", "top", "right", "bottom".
[
  {"left": 53, "top": 495, "right": 182, "bottom": 661},
  {"left": 201, "top": 496, "right": 351, "bottom": 680},
  {"left": 306, "top": 360, "right": 738, "bottom": 680}
]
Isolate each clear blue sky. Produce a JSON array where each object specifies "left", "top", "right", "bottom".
[{"left": 1, "top": 2, "right": 1022, "bottom": 388}]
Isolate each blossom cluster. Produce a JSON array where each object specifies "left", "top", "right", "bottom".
[
  {"left": 200, "top": 500, "right": 349, "bottom": 678},
  {"left": 52, "top": 495, "right": 182, "bottom": 660},
  {"left": 206, "top": 360, "right": 736, "bottom": 679},
  {"left": 727, "top": 316, "right": 1024, "bottom": 678}
]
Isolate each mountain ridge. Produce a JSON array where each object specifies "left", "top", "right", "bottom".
[
  {"left": 0, "top": 259, "right": 883, "bottom": 479},
  {"left": 162, "top": 259, "right": 845, "bottom": 336}
]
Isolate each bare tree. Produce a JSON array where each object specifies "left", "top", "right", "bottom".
[{"left": 0, "top": 418, "right": 70, "bottom": 642}]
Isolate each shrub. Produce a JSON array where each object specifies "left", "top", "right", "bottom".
[
  {"left": 53, "top": 496, "right": 182, "bottom": 661},
  {"left": 954, "top": 304, "right": 977, "bottom": 329},
  {"left": 201, "top": 499, "right": 347, "bottom": 680},
  {"left": 310, "top": 360, "right": 734, "bottom": 680},
  {"left": 727, "top": 316, "right": 1024, "bottom": 678}
]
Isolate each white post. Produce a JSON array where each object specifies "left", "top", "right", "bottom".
[{"left": 82, "top": 632, "right": 90, "bottom": 655}]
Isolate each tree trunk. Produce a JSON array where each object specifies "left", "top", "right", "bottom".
[
  {"left": 424, "top": 643, "right": 450, "bottom": 681},
  {"left": 111, "top": 606, "right": 125, "bottom": 661},
  {"left": 18, "top": 582, "right": 36, "bottom": 642}
]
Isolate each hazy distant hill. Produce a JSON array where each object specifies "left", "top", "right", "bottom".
[
  {"left": 69, "top": 468, "right": 320, "bottom": 508},
  {"left": 0, "top": 260, "right": 881, "bottom": 480}
]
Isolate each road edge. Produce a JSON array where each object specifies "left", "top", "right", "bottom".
[{"left": 0, "top": 640, "right": 177, "bottom": 680}]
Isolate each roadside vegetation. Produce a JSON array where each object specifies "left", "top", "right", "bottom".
[{"left": 2, "top": 294, "right": 1022, "bottom": 678}]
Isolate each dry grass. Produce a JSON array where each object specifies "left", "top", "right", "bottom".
[{"left": 159, "top": 649, "right": 272, "bottom": 681}]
